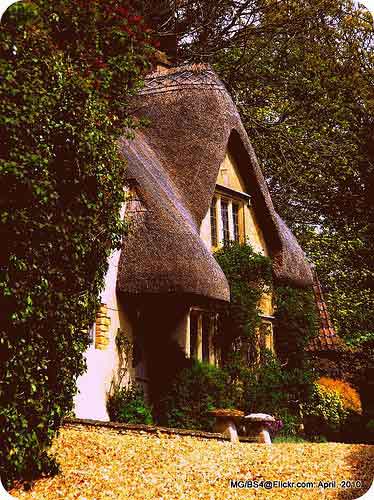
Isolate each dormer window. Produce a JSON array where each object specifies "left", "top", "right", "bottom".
[
  {"left": 209, "top": 188, "right": 249, "bottom": 248},
  {"left": 221, "top": 199, "right": 230, "bottom": 245},
  {"left": 210, "top": 197, "right": 218, "bottom": 247},
  {"left": 232, "top": 203, "right": 240, "bottom": 242}
]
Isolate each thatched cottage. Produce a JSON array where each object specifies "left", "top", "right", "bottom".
[{"left": 74, "top": 63, "right": 313, "bottom": 421}]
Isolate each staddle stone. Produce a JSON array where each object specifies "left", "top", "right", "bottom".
[{"left": 244, "top": 413, "right": 275, "bottom": 422}]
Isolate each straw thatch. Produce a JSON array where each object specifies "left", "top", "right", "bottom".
[{"left": 116, "top": 64, "right": 313, "bottom": 300}]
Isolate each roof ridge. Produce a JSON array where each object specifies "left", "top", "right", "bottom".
[
  {"left": 146, "top": 63, "right": 213, "bottom": 79},
  {"left": 140, "top": 64, "right": 226, "bottom": 96}
]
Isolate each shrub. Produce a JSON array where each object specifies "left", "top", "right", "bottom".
[
  {"left": 231, "top": 350, "right": 315, "bottom": 437},
  {"left": 264, "top": 418, "right": 283, "bottom": 436},
  {"left": 219, "top": 350, "right": 314, "bottom": 436},
  {"left": 304, "top": 378, "right": 364, "bottom": 441},
  {"left": 365, "top": 419, "right": 374, "bottom": 443},
  {"left": 316, "top": 377, "right": 362, "bottom": 414},
  {"left": 158, "top": 361, "right": 235, "bottom": 431},
  {"left": 273, "top": 435, "right": 308, "bottom": 443},
  {"left": 275, "top": 410, "right": 301, "bottom": 437},
  {"left": 240, "top": 351, "right": 314, "bottom": 416},
  {"left": 0, "top": 0, "right": 153, "bottom": 485},
  {"left": 367, "top": 419, "right": 374, "bottom": 433},
  {"left": 107, "top": 384, "right": 153, "bottom": 425},
  {"left": 311, "top": 435, "right": 328, "bottom": 443},
  {"left": 213, "top": 242, "right": 318, "bottom": 439},
  {"left": 303, "top": 379, "right": 360, "bottom": 439}
]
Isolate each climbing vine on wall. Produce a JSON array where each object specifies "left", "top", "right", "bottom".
[
  {"left": 0, "top": 0, "right": 154, "bottom": 485},
  {"left": 214, "top": 242, "right": 319, "bottom": 434},
  {"left": 214, "top": 241, "right": 273, "bottom": 365}
]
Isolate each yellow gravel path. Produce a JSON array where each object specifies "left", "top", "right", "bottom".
[{"left": 10, "top": 425, "right": 374, "bottom": 500}]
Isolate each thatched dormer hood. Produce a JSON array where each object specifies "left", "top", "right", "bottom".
[{"left": 116, "top": 64, "right": 313, "bottom": 301}]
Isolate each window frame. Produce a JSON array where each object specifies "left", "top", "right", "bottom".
[
  {"left": 188, "top": 307, "right": 218, "bottom": 364},
  {"left": 210, "top": 196, "right": 218, "bottom": 247},
  {"left": 232, "top": 202, "right": 240, "bottom": 242},
  {"left": 220, "top": 198, "right": 230, "bottom": 245},
  {"left": 210, "top": 189, "right": 247, "bottom": 247}
]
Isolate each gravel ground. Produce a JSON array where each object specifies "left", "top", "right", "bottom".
[{"left": 10, "top": 425, "right": 374, "bottom": 500}]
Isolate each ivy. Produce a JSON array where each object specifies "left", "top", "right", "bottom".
[
  {"left": 0, "top": 0, "right": 154, "bottom": 486},
  {"left": 214, "top": 241, "right": 273, "bottom": 363},
  {"left": 214, "top": 242, "right": 319, "bottom": 436}
]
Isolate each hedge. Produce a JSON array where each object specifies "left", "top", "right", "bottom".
[{"left": 0, "top": 0, "right": 154, "bottom": 485}]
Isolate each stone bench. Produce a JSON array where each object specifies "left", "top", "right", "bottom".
[{"left": 208, "top": 409, "right": 275, "bottom": 444}]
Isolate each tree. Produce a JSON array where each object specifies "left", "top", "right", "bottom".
[{"left": 0, "top": 0, "right": 154, "bottom": 484}]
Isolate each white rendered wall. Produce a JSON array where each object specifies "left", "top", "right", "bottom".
[{"left": 74, "top": 202, "right": 133, "bottom": 421}]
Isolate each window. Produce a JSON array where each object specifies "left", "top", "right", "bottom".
[
  {"left": 221, "top": 200, "right": 230, "bottom": 245},
  {"left": 232, "top": 203, "right": 240, "bottom": 242},
  {"left": 190, "top": 310, "right": 198, "bottom": 359},
  {"left": 202, "top": 313, "right": 211, "bottom": 362},
  {"left": 210, "top": 197, "right": 218, "bottom": 247},
  {"left": 189, "top": 309, "right": 218, "bottom": 364},
  {"left": 209, "top": 194, "right": 245, "bottom": 247},
  {"left": 259, "top": 320, "right": 274, "bottom": 360}
]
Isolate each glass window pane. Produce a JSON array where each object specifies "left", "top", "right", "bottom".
[
  {"left": 210, "top": 197, "right": 218, "bottom": 247},
  {"left": 232, "top": 203, "right": 240, "bottom": 242},
  {"left": 202, "top": 313, "right": 210, "bottom": 362},
  {"left": 190, "top": 311, "right": 198, "bottom": 359},
  {"left": 221, "top": 200, "right": 230, "bottom": 245}
]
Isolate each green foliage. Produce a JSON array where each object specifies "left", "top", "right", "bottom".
[
  {"left": 366, "top": 420, "right": 374, "bottom": 432},
  {"left": 107, "top": 384, "right": 153, "bottom": 425},
  {"left": 301, "top": 228, "right": 374, "bottom": 349},
  {"left": 273, "top": 435, "right": 308, "bottom": 444},
  {"left": 213, "top": 242, "right": 317, "bottom": 437},
  {"left": 114, "top": 328, "right": 133, "bottom": 389},
  {"left": 158, "top": 361, "right": 235, "bottom": 431},
  {"left": 276, "top": 411, "right": 301, "bottom": 437},
  {"left": 304, "top": 382, "right": 351, "bottom": 438},
  {"left": 108, "top": 332, "right": 153, "bottom": 425},
  {"left": 274, "top": 286, "right": 319, "bottom": 368},
  {"left": 310, "top": 435, "right": 328, "bottom": 443},
  {"left": 157, "top": 352, "right": 314, "bottom": 436},
  {"left": 214, "top": 241, "right": 272, "bottom": 361},
  {"left": 214, "top": 2, "right": 374, "bottom": 354},
  {"left": 304, "top": 377, "right": 364, "bottom": 441},
  {"left": 238, "top": 351, "right": 315, "bottom": 434},
  {"left": 366, "top": 419, "right": 374, "bottom": 442},
  {"left": 0, "top": 0, "right": 153, "bottom": 485},
  {"left": 310, "top": 341, "right": 374, "bottom": 420}
]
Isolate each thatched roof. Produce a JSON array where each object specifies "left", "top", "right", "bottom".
[{"left": 116, "top": 64, "right": 313, "bottom": 300}]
